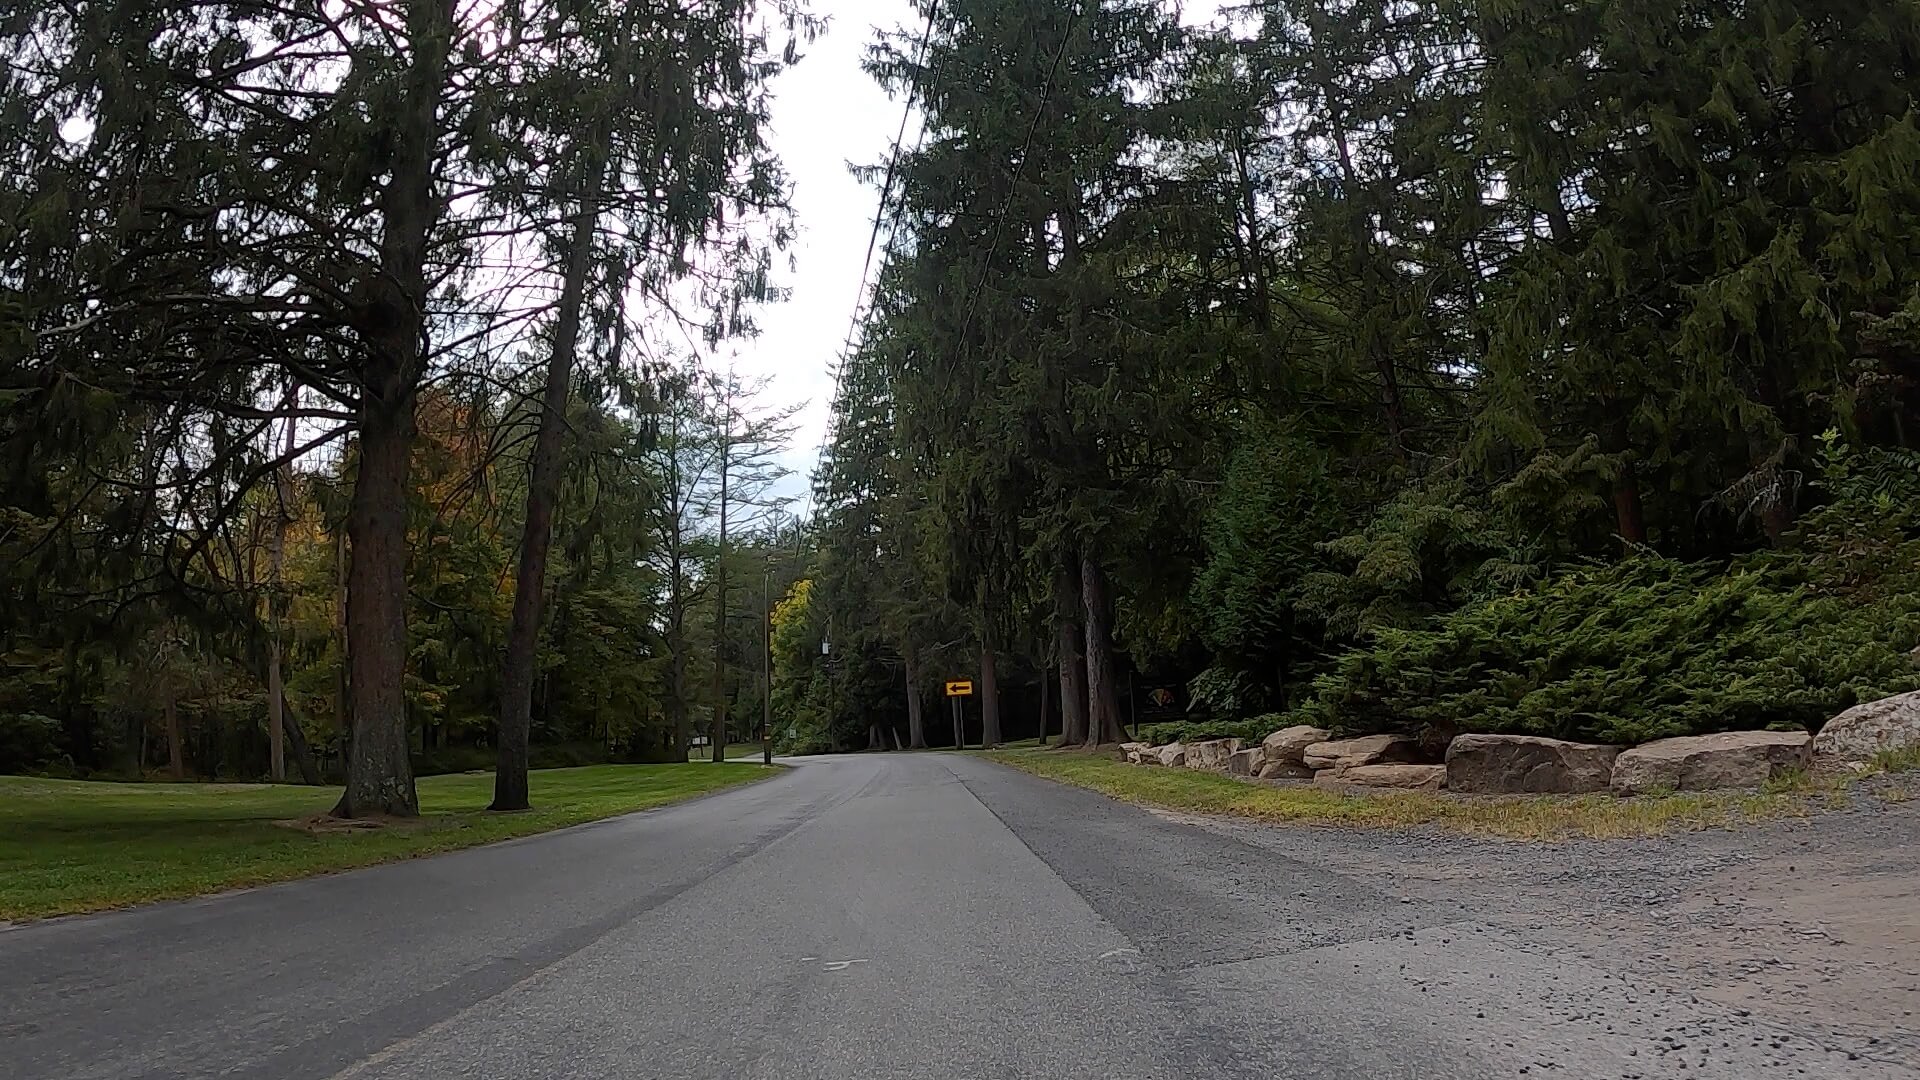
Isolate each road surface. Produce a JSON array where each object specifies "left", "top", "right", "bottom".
[{"left": 1, "top": 753, "right": 1903, "bottom": 1078}]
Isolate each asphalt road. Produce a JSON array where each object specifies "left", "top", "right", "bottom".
[{"left": 1, "top": 753, "right": 1899, "bottom": 1079}]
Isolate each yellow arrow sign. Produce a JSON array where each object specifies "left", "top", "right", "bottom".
[{"left": 945, "top": 680, "right": 973, "bottom": 697}]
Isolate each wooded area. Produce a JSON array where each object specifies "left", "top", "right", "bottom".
[
  {"left": 782, "top": 0, "right": 1920, "bottom": 753},
  {"left": 1, "top": 0, "right": 813, "bottom": 810},
  {"left": 6, "top": 0, "right": 1920, "bottom": 801}
]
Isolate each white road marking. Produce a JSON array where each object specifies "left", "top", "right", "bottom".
[{"left": 822, "top": 959, "right": 869, "bottom": 972}]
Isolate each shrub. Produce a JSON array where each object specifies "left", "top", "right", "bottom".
[
  {"left": 1288, "top": 444, "right": 1920, "bottom": 745},
  {"left": 0, "top": 712, "right": 64, "bottom": 774},
  {"left": 1136, "top": 715, "right": 1285, "bottom": 747}
]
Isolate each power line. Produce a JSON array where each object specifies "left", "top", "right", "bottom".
[
  {"left": 807, "top": 0, "right": 942, "bottom": 523},
  {"left": 810, "top": 3, "right": 1081, "bottom": 525},
  {"left": 840, "top": 3, "right": 940, "bottom": 360}
]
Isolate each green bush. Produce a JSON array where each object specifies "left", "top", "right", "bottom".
[
  {"left": 0, "top": 712, "right": 64, "bottom": 774},
  {"left": 1136, "top": 715, "right": 1285, "bottom": 747},
  {"left": 1289, "top": 444, "right": 1920, "bottom": 745}
]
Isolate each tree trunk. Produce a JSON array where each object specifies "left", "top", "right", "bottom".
[
  {"left": 267, "top": 387, "right": 296, "bottom": 783},
  {"left": 1613, "top": 467, "right": 1647, "bottom": 548},
  {"left": 336, "top": 395, "right": 420, "bottom": 817},
  {"left": 979, "top": 644, "right": 1001, "bottom": 748},
  {"left": 494, "top": 153, "right": 605, "bottom": 812},
  {"left": 1056, "top": 560, "right": 1089, "bottom": 746},
  {"left": 229, "top": 640, "right": 324, "bottom": 786},
  {"left": 666, "top": 431, "right": 691, "bottom": 763},
  {"left": 1081, "top": 554, "right": 1125, "bottom": 746},
  {"left": 277, "top": 689, "right": 323, "bottom": 786},
  {"left": 266, "top": 623, "right": 285, "bottom": 782},
  {"left": 164, "top": 689, "right": 184, "bottom": 780},
  {"left": 1036, "top": 663, "right": 1051, "bottom": 747},
  {"left": 667, "top": 623, "right": 690, "bottom": 762},
  {"left": 331, "top": 0, "right": 449, "bottom": 819},
  {"left": 334, "top": 526, "right": 350, "bottom": 776},
  {"left": 905, "top": 654, "right": 927, "bottom": 748},
  {"left": 61, "top": 638, "right": 95, "bottom": 771}
]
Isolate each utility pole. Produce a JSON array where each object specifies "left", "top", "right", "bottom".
[
  {"left": 710, "top": 386, "right": 730, "bottom": 763},
  {"left": 762, "top": 552, "right": 773, "bottom": 765}
]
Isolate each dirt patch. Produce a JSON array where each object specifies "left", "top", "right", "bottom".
[
  {"left": 1199, "top": 787, "right": 1920, "bottom": 1069},
  {"left": 273, "top": 812, "right": 394, "bottom": 835}
]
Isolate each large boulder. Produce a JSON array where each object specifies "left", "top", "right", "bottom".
[
  {"left": 1257, "top": 761, "right": 1314, "bottom": 781},
  {"left": 1302, "top": 734, "right": 1420, "bottom": 771},
  {"left": 1445, "top": 734, "right": 1622, "bottom": 794},
  {"left": 1156, "top": 742, "right": 1187, "bottom": 767},
  {"left": 1225, "top": 747, "right": 1263, "bottom": 776},
  {"left": 1185, "top": 738, "right": 1243, "bottom": 771},
  {"left": 1315, "top": 764, "right": 1446, "bottom": 791},
  {"left": 1814, "top": 690, "right": 1920, "bottom": 761},
  {"left": 1120, "top": 741, "right": 1149, "bottom": 764},
  {"left": 1610, "top": 731, "right": 1813, "bottom": 795},
  {"left": 1259, "top": 725, "right": 1332, "bottom": 766}
]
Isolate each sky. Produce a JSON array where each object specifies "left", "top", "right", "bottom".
[{"left": 718, "top": 0, "right": 918, "bottom": 504}]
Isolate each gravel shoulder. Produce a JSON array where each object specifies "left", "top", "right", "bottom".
[{"left": 1186, "top": 781, "right": 1920, "bottom": 1070}]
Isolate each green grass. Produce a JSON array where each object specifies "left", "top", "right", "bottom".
[
  {"left": 985, "top": 749, "right": 1845, "bottom": 841},
  {"left": 1869, "top": 745, "right": 1920, "bottom": 774},
  {"left": 0, "top": 763, "right": 774, "bottom": 921},
  {"left": 688, "top": 742, "right": 769, "bottom": 761}
]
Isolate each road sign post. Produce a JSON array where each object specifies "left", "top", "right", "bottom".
[{"left": 945, "top": 680, "right": 972, "bottom": 749}]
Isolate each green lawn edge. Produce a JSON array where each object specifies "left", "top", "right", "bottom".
[{"left": 1, "top": 762, "right": 778, "bottom": 921}]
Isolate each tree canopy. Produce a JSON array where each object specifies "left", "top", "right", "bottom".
[{"left": 789, "top": 0, "right": 1920, "bottom": 750}]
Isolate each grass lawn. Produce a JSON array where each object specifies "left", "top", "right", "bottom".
[
  {"left": 691, "top": 742, "right": 771, "bottom": 762},
  {"left": 0, "top": 762, "right": 774, "bottom": 921},
  {"left": 985, "top": 748, "right": 1854, "bottom": 841}
]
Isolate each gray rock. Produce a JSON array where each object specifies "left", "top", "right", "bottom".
[
  {"left": 1445, "top": 734, "right": 1622, "bottom": 794},
  {"left": 1610, "top": 731, "right": 1812, "bottom": 795},
  {"left": 1155, "top": 742, "right": 1187, "bottom": 767},
  {"left": 1813, "top": 690, "right": 1920, "bottom": 761},
  {"left": 1315, "top": 763, "right": 1446, "bottom": 791},
  {"left": 1259, "top": 725, "right": 1332, "bottom": 766},
  {"left": 1302, "top": 734, "right": 1420, "bottom": 771},
  {"left": 1225, "top": 747, "right": 1263, "bottom": 776},
  {"left": 1185, "top": 738, "right": 1243, "bottom": 771},
  {"left": 1257, "top": 761, "right": 1314, "bottom": 781}
]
